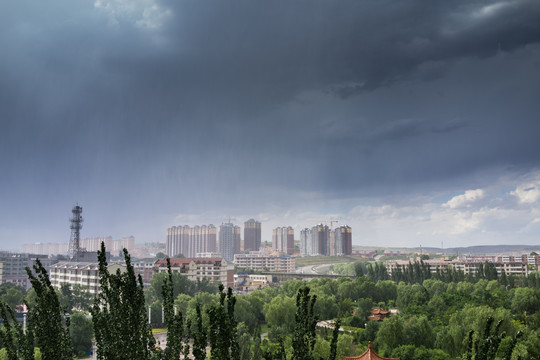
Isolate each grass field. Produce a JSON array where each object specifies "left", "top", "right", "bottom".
[{"left": 294, "top": 255, "right": 365, "bottom": 267}]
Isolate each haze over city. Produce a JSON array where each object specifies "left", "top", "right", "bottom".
[{"left": 1, "top": 0, "right": 540, "bottom": 251}]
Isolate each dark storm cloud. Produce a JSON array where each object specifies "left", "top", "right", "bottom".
[
  {"left": 1, "top": 0, "right": 540, "bottom": 247},
  {"left": 79, "top": 0, "right": 540, "bottom": 195},
  {"left": 141, "top": 0, "right": 540, "bottom": 97}
]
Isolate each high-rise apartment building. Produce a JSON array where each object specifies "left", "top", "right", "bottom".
[
  {"left": 272, "top": 227, "right": 294, "bottom": 255},
  {"left": 300, "top": 228, "right": 311, "bottom": 255},
  {"left": 219, "top": 223, "right": 241, "bottom": 262},
  {"left": 334, "top": 225, "right": 352, "bottom": 255},
  {"left": 166, "top": 225, "right": 217, "bottom": 258},
  {"left": 313, "top": 224, "right": 330, "bottom": 256},
  {"left": 300, "top": 224, "right": 343, "bottom": 256},
  {"left": 243, "top": 219, "right": 261, "bottom": 252}
]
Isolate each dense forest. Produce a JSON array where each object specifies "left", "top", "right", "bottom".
[{"left": 1, "top": 247, "right": 540, "bottom": 359}]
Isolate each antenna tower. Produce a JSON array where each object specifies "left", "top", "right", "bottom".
[{"left": 69, "top": 205, "right": 84, "bottom": 261}]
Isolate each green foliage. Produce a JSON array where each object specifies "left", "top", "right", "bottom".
[
  {"left": 191, "top": 302, "right": 208, "bottom": 360},
  {"left": 25, "top": 259, "right": 72, "bottom": 360},
  {"left": 90, "top": 243, "right": 156, "bottom": 360},
  {"left": 17, "top": 253, "right": 540, "bottom": 359},
  {"left": 237, "top": 322, "right": 252, "bottom": 360},
  {"left": 314, "top": 294, "right": 338, "bottom": 320},
  {"left": 161, "top": 258, "right": 185, "bottom": 360},
  {"left": 146, "top": 271, "right": 218, "bottom": 305},
  {"left": 464, "top": 316, "right": 521, "bottom": 360},
  {"left": 391, "top": 345, "right": 451, "bottom": 360},
  {"left": 71, "top": 285, "right": 93, "bottom": 311},
  {"left": 69, "top": 312, "right": 93, "bottom": 357},
  {"left": 292, "top": 287, "right": 318, "bottom": 360},
  {"left": 512, "top": 287, "right": 540, "bottom": 316},
  {"left": 374, "top": 315, "right": 404, "bottom": 355},
  {"left": 0, "top": 348, "right": 41, "bottom": 360},
  {"left": 328, "top": 319, "right": 341, "bottom": 360},
  {"left": 396, "top": 283, "right": 429, "bottom": 311},
  {"left": 207, "top": 284, "right": 239, "bottom": 360},
  {"left": 366, "top": 263, "right": 389, "bottom": 282},
  {"left": 147, "top": 271, "right": 195, "bottom": 304},
  {"left": 252, "top": 325, "right": 262, "bottom": 360},
  {"left": 1, "top": 288, "right": 24, "bottom": 312},
  {"left": 0, "top": 302, "right": 34, "bottom": 360},
  {"left": 264, "top": 296, "right": 296, "bottom": 335}
]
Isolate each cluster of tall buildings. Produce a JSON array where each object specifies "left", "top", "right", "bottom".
[
  {"left": 272, "top": 226, "right": 294, "bottom": 255},
  {"left": 166, "top": 225, "right": 218, "bottom": 258},
  {"left": 300, "top": 225, "right": 352, "bottom": 256},
  {"left": 166, "top": 219, "right": 262, "bottom": 262},
  {"left": 20, "top": 236, "right": 135, "bottom": 257},
  {"left": 166, "top": 220, "right": 353, "bottom": 261}
]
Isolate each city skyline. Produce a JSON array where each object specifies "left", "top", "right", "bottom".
[{"left": 1, "top": 1, "right": 540, "bottom": 251}]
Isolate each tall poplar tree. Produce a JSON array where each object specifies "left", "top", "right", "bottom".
[
  {"left": 207, "top": 284, "right": 239, "bottom": 360},
  {"left": 0, "top": 302, "right": 35, "bottom": 360},
  {"left": 161, "top": 258, "right": 185, "bottom": 360},
  {"left": 292, "top": 287, "right": 318, "bottom": 360},
  {"left": 26, "top": 259, "right": 72, "bottom": 360},
  {"left": 90, "top": 242, "right": 156, "bottom": 360}
]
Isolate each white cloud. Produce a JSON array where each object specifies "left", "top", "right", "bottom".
[
  {"left": 444, "top": 189, "right": 485, "bottom": 209},
  {"left": 511, "top": 181, "right": 540, "bottom": 204},
  {"left": 94, "top": 0, "right": 170, "bottom": 29},
  {"left": 164, "top": 172, "right": 540, "bottom": 249}
]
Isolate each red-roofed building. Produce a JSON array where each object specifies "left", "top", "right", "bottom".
[
  {"left": 368, "top": 307, "right": 390, "bottom": 322},
  {"left": 154, "top": 257, "right": 234, "bottom": 289},
  {"left": 342, "top": 342, "right": 399, "bottom": 360}
]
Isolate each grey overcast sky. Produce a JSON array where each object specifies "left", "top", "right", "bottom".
[{"left": 1, "top": 0, "right": 540, "bottom": 251}]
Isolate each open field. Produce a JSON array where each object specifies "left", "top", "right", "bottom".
[{"left": 294, "top": 255, "right": 366, "bottom": 267}]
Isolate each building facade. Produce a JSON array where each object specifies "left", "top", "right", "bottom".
[
  {"left": 300, "top": 225, "right": 352, "bottom": 256},
  {"left": 166, "top": 225, "right": 217, "bottom": 258},
  {"left": 334, "top": 225, "right": 352, "bottom": 255},
  {"left": 300, "top": 228, "right": 312, "bottom": 256},
  {"left": 21, "top": 236, "right": 135, "bottom": 257},
  {"left": 243, "top": 219, "right": 261, "bottom": 252},
  {"left": 386, "top": 257, "right": 535, "bottom": 277},
  {"left": 272, "top": 227, "right": 295, "bottom": 255},
  {"left": 49, "top": 261, "right": 126, "bottom": 295},
  {"left": 234, "top": 253, "right": 295, "bottom": 272},
  {"left": 0, "top": 252, "right": 51, "bottom": 290},
  {"left": 154, "top": 257, "right": 234, "bottom": 289},
  {"left": 219, "top": 223, "right": 241, "bottom": 262},
  {"left": 235, "top": 273, "right": 273, "bottom": 293}
]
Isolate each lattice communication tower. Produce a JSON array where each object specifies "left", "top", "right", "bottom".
[{"left": 69, "top": 205, "right": 83, "bottom": 261}]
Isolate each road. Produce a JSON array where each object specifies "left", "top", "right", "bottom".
[{"left": 297, "top": 263, "right": 334, "bottom": 275}]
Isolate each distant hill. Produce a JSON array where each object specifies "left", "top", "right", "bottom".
[{"left": 417, "top": 244, "right": 540, "bottom": 255}]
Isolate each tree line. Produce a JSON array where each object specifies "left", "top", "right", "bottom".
[
  {"left": 3, "top": 249, "right": 540, "bottom": 359},
  {"left": 0, "top": 243, "right": 342, "bottom": 360}
]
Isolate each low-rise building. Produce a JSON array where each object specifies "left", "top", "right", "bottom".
[
  {"left": 154, "top": 257, "right": 234, "bottom": 289},
  {"left": 235, "top": 273, "right": 272, "bottom": 293},
  {"left": 49, "top": 261, "right": 126, "bottom": 295},
  {"left": 386, "top": 257, "right": 531, "bottom": 277},
  {"left": 233, "top": 253, "right": 295, "bottom": 272},
  {"left": 132, "top": 260, "right": 155, "bottom": 287}
]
